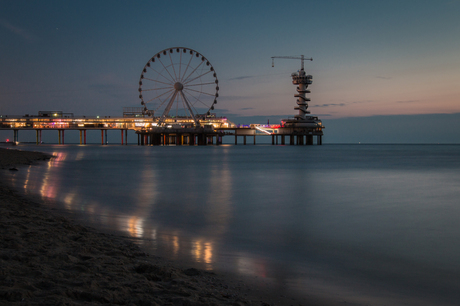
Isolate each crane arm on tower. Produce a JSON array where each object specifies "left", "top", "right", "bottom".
[{"left": 271, "top": 55, "right": 312, "bottom": 69}]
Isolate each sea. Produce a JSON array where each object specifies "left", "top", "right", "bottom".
[{"left": 3, "top": 143, "right": 460, "bottom": 305}]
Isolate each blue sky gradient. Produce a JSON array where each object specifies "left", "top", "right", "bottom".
[{"left": 1, "top": 0, "right": 459, "bottom": 143}]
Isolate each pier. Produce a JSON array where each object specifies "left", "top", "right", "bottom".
[
  {"left": 1, "top": 48, "right": 325, "bottom": 146},
  {"left": 0, "top": 112, "right": 323, "bottom": 146}
]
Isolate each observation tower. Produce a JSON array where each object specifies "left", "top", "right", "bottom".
[{"left": 271, "top": 55, "right": 322, "bottom": 128}]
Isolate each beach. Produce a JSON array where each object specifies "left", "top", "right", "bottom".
[{"left": 0, "top": 147, "right": 326, "bottom": 306}]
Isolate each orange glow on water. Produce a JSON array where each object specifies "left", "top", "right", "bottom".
[
  {"left": 192, "top": 240, "right": 214, "bottom": 270},
  {"left": 127, "top": 216, "right": 144, "bottom": 238}
]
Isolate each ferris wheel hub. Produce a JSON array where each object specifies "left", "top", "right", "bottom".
[{"left": 174, "top": 82, "right": 184, "bottom": 91}]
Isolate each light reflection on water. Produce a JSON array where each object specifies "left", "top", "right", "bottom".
[{"left": 4, "top": 144, "right": 460, "bottom": 305}]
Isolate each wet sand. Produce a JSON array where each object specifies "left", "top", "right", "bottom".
[
  {"left": 0, "top": 147, "right": 52, "bottom": 170},
  {"left": 0, "top": 147, "right": 333, "bottom": 305}
]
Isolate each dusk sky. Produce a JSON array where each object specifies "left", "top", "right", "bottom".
[{"left": 1, "top": 0, "right": 460, "bottom": 143}]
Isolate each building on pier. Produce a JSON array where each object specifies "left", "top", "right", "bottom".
[{"left": 0, "top": 111, "right": 232, "bottom": 145}]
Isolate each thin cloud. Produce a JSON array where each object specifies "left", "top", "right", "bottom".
[
  {"left": 350, "top": 100, "right": 376, "bottom": 104},
  {"left": 396, "top": 100, "right": 419, "bottom": 104},
  {"left": 376, "top": 76, "right": 392, "bottom": 80},
  {"left": 314, "top": 100, "right": 376, "bottom": 106},
  {"left": 0, "top": 19, "right": 38, "bottom": 42},
  {"left": 313, "top": 103, "right": 346, "bottom": 107},
  {"left": 240, "top": 107, "right": 254, "bottom": 110},
  {"left": 228, "top": 75, "right": 255, "bottom": 81}
]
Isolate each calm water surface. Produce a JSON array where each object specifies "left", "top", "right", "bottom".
[{"left": 3, "top": 144, "right": 460, "bottom": 305}]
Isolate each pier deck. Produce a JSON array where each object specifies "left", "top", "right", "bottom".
[{"left": 0, "top": 114, "right": 323, "bottom": 145}]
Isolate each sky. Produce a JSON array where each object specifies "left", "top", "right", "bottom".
[{"left": 1, "top": 0, "right": 460, "bottom": 143}]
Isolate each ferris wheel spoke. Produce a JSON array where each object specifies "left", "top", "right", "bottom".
[
  {"left": 178, "top": 51, "right": 183, "bottom": 81},
  {"left": 183, "top": 90, "right": 212, "bottom": 111},
  {"left": 148, "top": 66, "right": 175, "bottom": 84},
  {"left": 191, "top": 105, "right": 199, "bottom": 116},
  {"left": 185, "top": 81, "right": 216, "bottom": 87},
  {"left": 158, "top": 58, "right": 177, "bottom": 82},
  {"left": 180, "top": 91, "right": 199, "bottom": 122},
  {"left": 182, "top": 61, "right": 205, "bottom": 84},
  {"left": 175, "top": 94, "right": 179, "bottom": 118},
  {"left": 142, "top": 86, "right": 175, "bottom": 91},
  {"left": 190, "top": 93, "right": 211, "bottom": 109},
  {"left": 169, "top": 52, "right": 178, "bottom": 80},
  {"left": 189, "top": 98, "right": 199, "bottom": 116},
  {"left": 183, "top": 70, "right": 213, "bottom": 85},
  {"left": 180, "top": 94, "right": 188, "bottom": 114},
  {"left": 154, "top": 90, "right": 175, "bottom": 112},
  {"left": 179, "top": 94, "right": 189, "bottom": 117},
  {"left": 188, "top": 94, "right": 209, "bottom": 116},
  {"left": 183, "top": 87, "right": 216, "bottom": 97},
  {"left": 161, "top": 90, "right": 179, "bottom": 119},
  {"left": 143, "top": 77, "right": 173, "bottom": 86},
  {"left": 191, "top": 93, "right": 212, "bottom": 109},
  {"left": 180, "top": 53, "right": 194, "bottom": 82},
  {"left": 144, "top": 88, "right": 175, "bottom": 103}
]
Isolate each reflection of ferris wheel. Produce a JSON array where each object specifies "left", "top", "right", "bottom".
[{"left": 138, "top": 47, "right": 219, "bottom": 126}]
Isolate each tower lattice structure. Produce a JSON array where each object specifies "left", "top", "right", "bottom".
[{"left": 291, "top": 69, "right": 313, "bottom": 121}]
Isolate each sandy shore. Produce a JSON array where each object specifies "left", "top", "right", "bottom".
[
  {"left": 0, "top": 147, "right": 52, "bottom": 169},
  {"left": 0, "top": 147, "right": 333, "bottom": 306}
]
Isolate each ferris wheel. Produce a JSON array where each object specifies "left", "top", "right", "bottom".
[{"left": 138, "top": 47, "right": 219, "bottom": 126}]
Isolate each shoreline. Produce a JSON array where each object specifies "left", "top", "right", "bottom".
[
  {"left": 0, "top": 147, "right": 334, "bottom": 305},
  {"left": 0, "top": 147, "right": 53, "bottom": 169}
]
